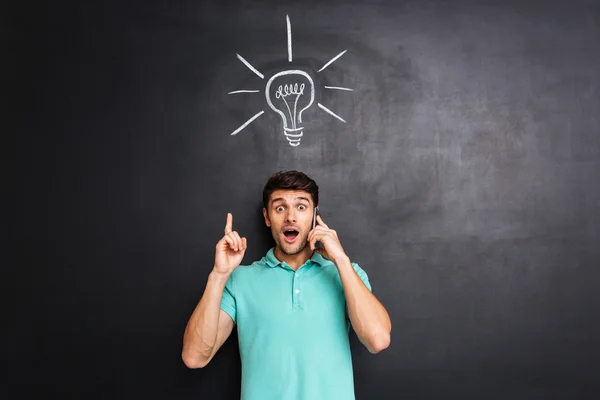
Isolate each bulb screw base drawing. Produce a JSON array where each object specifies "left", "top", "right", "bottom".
[{"left": 284, "top": 127, "right": 303, "bottom": 147}]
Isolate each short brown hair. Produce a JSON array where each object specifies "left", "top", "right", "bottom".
[{"left": 262, "top": 170, "right": 319, "bottom": 209}]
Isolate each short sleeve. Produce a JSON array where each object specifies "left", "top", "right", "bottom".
[
  {"left": 352, "top": 262, "right": 372, "bottom": 292},
  {"left": 220, "top": 272, "right": 237, "bottom": 324}
]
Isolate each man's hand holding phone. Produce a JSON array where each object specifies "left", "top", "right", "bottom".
[
  {"left": 213, "top": 213, "right": 247, "bottom": 275},
  {"left": 308, "top": 208, "right": 348, "bottom": 263}
]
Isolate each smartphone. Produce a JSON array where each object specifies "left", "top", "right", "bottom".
[{"left": 313, "top": 207, "right": 324, "bottom": 250}]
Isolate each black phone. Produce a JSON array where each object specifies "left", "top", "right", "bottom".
[{"left": 313, "top": 207, "right": 324, "bottom": 250}]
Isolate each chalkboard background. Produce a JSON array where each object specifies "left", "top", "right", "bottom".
[{"left": 9, "top": 0, "right": 600, "bottom": 398}]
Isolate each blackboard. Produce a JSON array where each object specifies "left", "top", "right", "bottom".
[{"left": 8, "top": 0, "right": 600, "bottom": 398}]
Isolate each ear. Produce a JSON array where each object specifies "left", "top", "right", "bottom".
[{"left": 262, "top": 208, "right": 271, "bottom": 227}]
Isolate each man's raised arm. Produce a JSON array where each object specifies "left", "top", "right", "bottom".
[{"left": 181, "top": 213, "right": 247, "bottom": 368}]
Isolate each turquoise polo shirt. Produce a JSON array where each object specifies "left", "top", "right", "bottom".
[{"left": 220, "top": 247, "right": 372, "bottom": 400}]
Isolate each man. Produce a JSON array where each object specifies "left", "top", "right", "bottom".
[{"left": 182, "top": 170, "right": 391, "bottom": 400}]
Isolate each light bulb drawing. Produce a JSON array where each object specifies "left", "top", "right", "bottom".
[
  {"left": 265, "top": 70, "right": 314, "bottom": 146},
  {"left": 227, "top": 15, "right": 354, "bottom": 146}
]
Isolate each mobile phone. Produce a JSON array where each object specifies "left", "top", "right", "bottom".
[{"left": 313, "top": 207, "right": 324, "bottom": 250}]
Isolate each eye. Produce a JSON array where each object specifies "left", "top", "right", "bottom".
[
  {"left": 298, "top": 204, "right": 307, "bottom": 211},
  {"left": 276, "top": 206, "right": 285, "bottom": 212}
]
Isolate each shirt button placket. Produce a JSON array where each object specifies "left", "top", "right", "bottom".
[{"left": 293, "top": 272, "right": 303, "bottom": 309}]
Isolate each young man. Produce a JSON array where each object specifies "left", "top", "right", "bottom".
[{"left": 182, "top": 170, "right": 391, "bottom": 400}]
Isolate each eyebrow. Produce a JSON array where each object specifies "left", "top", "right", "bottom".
[{"left": 271, "top": 197, "right": 311, "bottom": 205}]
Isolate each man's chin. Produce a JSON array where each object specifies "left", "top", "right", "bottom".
[{"left": 279, "top": 240, "right": 307, "bottom": 256}]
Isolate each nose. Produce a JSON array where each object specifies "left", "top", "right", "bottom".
[{"left": 284, "top": 208, "right": 297, "bottom": 223}]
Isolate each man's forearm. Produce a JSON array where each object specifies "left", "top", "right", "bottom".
[
  {"left": 334, "top": 256, "right": 391, "bottom": 354},
  {"left": 182, "top": 270, "right": 230, "bottom": 367}
]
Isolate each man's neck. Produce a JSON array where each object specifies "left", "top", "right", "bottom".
[{"left": 273, "top": 246, "right": 313, "bottom": 271}]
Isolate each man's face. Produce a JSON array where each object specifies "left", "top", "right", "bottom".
[{"left": 263, "top": 189, "right": 315, "bottom": 256}]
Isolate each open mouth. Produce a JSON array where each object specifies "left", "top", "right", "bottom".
[{"left": 282, "top": 228, "right": 299, "bottom": 243}]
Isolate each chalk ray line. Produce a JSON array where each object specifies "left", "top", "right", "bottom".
[
  {"left": 287, "top": 15, "right": 292, "bottom": 62},
  {"left": 324, "top": 86, "right": 354, "bottom": 91},
  {"left": 228, "top": 90, "right": 260, "bottom": 94},
  {"left": 317, "top": 103, "right": 346, "bottom": 123},
  {"left": 231, "top": 110, "right": 265, "bottom": 135},
  {"left": 236, "top": 54, "right": 264, "bottom": 79},
  {"left": 318, "top": 50, "right": 347, "bottom": 73}
]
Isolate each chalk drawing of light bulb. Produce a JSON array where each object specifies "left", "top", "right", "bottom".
[
  {"left": 265, "top": 70, "right": 314, "bottom": 147},
  {"left": 227, "top": 15, "right": 353, "bottom": 146}
]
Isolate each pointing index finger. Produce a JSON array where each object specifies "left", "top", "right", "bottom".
[{"left": 225, "top": 213, "right": 233, "bottom": 234}]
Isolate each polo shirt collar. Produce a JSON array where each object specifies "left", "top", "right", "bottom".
[{"left": 263, "top": 247, "right": 328, "bottom": 268}]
